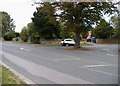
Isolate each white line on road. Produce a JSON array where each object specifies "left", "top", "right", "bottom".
[
  {"left": 102, "top": 49, "right": 107, "bottom": 51},
  {"left": 20, "top": 47, "right": 31, "bottom": 51},
  {"left": 82, "top": 66, "right": 119, "bottom": 77},
  {"left": 84, "top": 64, "right": 112, "bottom": 68},
  {"left": 55, "top": 58, "right": 80, "bottom": 61},
  {"left": 106, "top": 54, "right": 114, "bottom": 56},
  {"left": 102, "top": 49, "right": 109, "bottom": 51}
]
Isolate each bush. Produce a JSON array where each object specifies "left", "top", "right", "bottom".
[
  {"left": 30, "top": 33, "right": 40, "bottom": 44},
  {"left": 20, "top": 27, "right": 29, "bottom": 42},
  {"left": 3, "top": 31, "right": 16, "bottom": 41}
]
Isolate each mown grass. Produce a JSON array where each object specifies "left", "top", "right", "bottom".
[
  {"left": 0, "top": 65, "right": 25, "bottom": 84},
  {"left": 41, "top": 42, "right": 93, "bottom": 46},
  {"left": 80, "top": 43, "right": 93, "bottom": 46},
  {"left": 41, "top": 43, "right": 61, "bottom": 46}
]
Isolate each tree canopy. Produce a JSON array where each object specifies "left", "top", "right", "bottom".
[
  {"left": 0, "top": 11, "right": 15, "bottom": 37},
  {"left": 32, "top": 2, "right": 61, "bottom": 39},
  {"left": 57, "top": 2, "right": 117, "bottom": 48},
  {"left": 29, "top": 1, "right": 118, "bottom": 46}
]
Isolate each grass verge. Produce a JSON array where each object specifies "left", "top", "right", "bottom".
[
  {"left": 0, "top": 65, "right": 25, "bottom": 84},
  {"left": 41, "top": 43, "right": 61, "bottom": 46},
  {"left": 80, "top": 43, "right": 93, "bottom": 46}
]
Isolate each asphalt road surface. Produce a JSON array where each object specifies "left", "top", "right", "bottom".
[{"left": 0, "top": 41, "right": 119, "bottom": 84}]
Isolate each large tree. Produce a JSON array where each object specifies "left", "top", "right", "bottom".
[
  {"left": 58, "top": 2, "right": 117, "bottom": 48},
  {"left": 0, "top": 11, "right": 15, "bottom": 37},
  {"left": 32, "top": 2, "right": 61, "bottom": 39}
]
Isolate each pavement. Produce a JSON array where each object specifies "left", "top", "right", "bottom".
[{"left": 0, "top": 41, "right": 119, "bottom": 84}]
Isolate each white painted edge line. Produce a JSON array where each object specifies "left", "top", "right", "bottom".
[
  {"left": 82, "top": 66, "right": 119, "bottom": 77},
  {"left": 1, "top": 63, "right": 35, "bottom": 84},
  {"left": 84, "top": 64, "right": 112, "bottom": 68}
]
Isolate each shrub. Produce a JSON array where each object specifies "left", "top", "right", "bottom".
[
  {"left": 30, "top": 33, "right": 40, "bottom": 44},
  {"left": 20, "top": 27, "right": 29, "bottom": 42},
  {"left": 3, "top": 31, "right": 16, "bottom": 41}
]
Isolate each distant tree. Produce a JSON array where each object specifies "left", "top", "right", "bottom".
[
  {"left": 32, "top": 2, "right": 61, "bottom": 39},
  {"left": 20, "top": 27, "right": 29, "bottom": 42},
  {"left": 0, "top": 11, "right": 15, "bottom": 36},
  {"left": 94, "top": 19, "right": 114, "bottom": 39}
]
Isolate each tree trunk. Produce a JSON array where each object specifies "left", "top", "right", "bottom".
[{"left": 74, "top": 31, "right": 80, "bottom": 48}]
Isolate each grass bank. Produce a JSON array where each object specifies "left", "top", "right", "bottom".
[{"left": 0, "top": 65, "right": 25, "bottom": 84}]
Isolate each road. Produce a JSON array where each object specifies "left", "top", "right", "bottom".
[{"left": 0, "top": 41, "right": 119, "bottom": 84}]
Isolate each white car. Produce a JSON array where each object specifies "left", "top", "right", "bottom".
[{"left": 61, "top": 38, "right": 75, "bottom": 46}]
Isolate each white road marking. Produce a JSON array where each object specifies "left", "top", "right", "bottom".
[
  {"left": 84, "top": 64, "right": 112, "bottom": 68},
  {"left": 82, "top": 51, "right": 88, "bottom": 53},
  {"left": 102, "top": 49, "right": 110, "bottom": 51},
  {"left": 20, "top": 47, "right": 31, "bottom": 51},
  {"left": 102, "top": 49, "right": 107, "bottom": 51},
  {"left": 106, "top": 54, "right": 114, "bottom": 56},
  {"left": 20, "top": 48, "right": 24, "bottom": 49},
  {"left": 82, "top": 67, "right": 119, "bottom": 77},
  {"left": 54, "top": 54, "right": 81, "bottom": 62},
  {"left": 55, "top": 58, "right": 80, "bottom": 61}
]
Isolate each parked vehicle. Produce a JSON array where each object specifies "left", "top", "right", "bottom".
[{"left": 61, "top": 38, "right": 75, "bottom": 46}]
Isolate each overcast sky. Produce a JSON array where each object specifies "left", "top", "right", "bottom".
[
  {"left": 0, "top": 0, "right": 36, "bottom": 32},
  {"left": 0, "top": 0, "right": 119, "bottom": 32}
]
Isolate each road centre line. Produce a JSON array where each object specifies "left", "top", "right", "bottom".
[
  {"left": 106, "top": 54, "right": 114, "bottom": 56},
  {"left": 102, "top": 49, "right": 108, "bottom": 51},
  {"left": 20, "top": 47, "right": 31, "bottom": 51}
]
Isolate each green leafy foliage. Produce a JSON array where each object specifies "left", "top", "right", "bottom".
[
  {"left": 57, "top": 2, "right": 117, "bottom": 48},
  {"left": 3, "top": 31, "right": 16, "bottom": 41},
  {"left": 93, "top": 19, "right": 114, "bottom": 39},
  {"left": 110, "top": 15, "right": 120, "bottom": 39},
  {"left": 0, "top": 11, "right": 15, "bottom": 37},
  {"left": 20, "top": 27, "right": 29, "bottom": 42},
  {"left": 0, "top": 65, "right": 25, "bottom": 84},
  {"left": 15, "top": 32, "right": 20, "bottom": 37},
  {"left": 32, "top": 2, "right": 61, "bottom": 39},
  {"left": 27, "top": 22, "right": 40, "bottom": 43}
]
